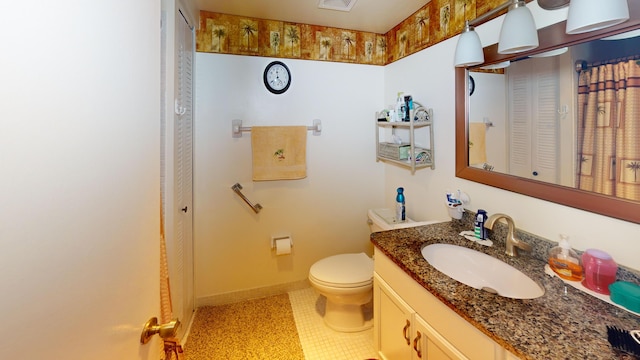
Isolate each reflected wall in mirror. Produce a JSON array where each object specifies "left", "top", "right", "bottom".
[{"left": 455, "top": 3, "right": 640, "bottom": 224}]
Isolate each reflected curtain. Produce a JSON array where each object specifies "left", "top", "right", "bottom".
[{"left": 576, "top": 59, "right": 640, "bottom": 201}]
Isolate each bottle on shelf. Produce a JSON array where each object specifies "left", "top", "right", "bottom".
[
  {"left": 395, "top": 92, "right": 405, "bottom": 122},
  {"left": 403, "top": 94, "right": 413, "bottom": 121}
]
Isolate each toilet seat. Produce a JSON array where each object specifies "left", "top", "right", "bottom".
[{"left": 309, "top": 253, "right": 373, "bottom": 288}]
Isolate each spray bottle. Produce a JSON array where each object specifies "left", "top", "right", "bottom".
[{"left": 396, "top": 187, "right": 406, "bottom": 222}]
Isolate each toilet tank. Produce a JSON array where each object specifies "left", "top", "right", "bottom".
[{"left": 368, "top": 208, "right": 443, "bottom": 232}]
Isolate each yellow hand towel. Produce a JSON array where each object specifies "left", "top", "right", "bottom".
[
  {"left": 252, "top": 126, "right": 307, "bottom": 181},
  {"left": 469, "top": 122, "right": 487, "bottom": 165}
]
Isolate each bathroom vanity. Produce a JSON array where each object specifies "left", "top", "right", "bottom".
[
  {"left": 371, "top": 220, "right": 639, "bottom": 359},
  {"left": 374, "top": 252, "right": 514, "bottom": 359}
]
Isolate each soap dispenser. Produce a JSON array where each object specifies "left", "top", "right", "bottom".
[{"left": 548, "top": 234, "right": 583, "bottom": 281}]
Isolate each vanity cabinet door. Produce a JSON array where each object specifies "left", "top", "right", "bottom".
[
  {"left": 374, "top": 249, "right": 506, "bottom": 360},
  {"left": 374, "top": 273, "right": 414, "bottom": 360},
  {"left": 413, "top": 314, "right": 468, "bottom": 360}
]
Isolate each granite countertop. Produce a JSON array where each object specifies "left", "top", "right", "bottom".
[{"left": 370, "top": 219, "right": 640, "bottom": 360}]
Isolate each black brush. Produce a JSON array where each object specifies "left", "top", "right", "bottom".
[{"left": 607, "top": 326, "right": 640, "bottom": 359}]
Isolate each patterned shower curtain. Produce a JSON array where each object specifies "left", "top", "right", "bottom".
[{"left": 576, "top": 59, "right": 640, "bottom": 202}]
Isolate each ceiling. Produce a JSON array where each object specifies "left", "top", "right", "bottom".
[{"left": 195, "top": 0, "right": 431, "bottom": 34}]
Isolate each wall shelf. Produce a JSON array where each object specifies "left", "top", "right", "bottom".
[{"left": 375, "top": 103, "right": 434, "bottom": 174}]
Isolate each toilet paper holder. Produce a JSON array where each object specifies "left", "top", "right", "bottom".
[{"left": 271, "top": 235, "right": 293, "bottom": 249}]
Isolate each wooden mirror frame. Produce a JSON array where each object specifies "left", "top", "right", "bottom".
[{"left": 455, "top": 2, "right": 640, "bottom": 224}]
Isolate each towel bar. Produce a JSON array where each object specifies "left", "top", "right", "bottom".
[
  {"left": 232, "top": 119, "right": 321, "bottom": 138},
  {"left": 231, "top": 183, "right": 263, "bottom": 213}
]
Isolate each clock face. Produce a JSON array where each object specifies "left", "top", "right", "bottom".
[{"left": 263, "top": 61, "right": 291, "bottom": 94}]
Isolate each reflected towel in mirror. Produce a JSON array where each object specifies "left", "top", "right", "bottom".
[{"left": 469, "top": 122, "right": 487, "bottom": 165}]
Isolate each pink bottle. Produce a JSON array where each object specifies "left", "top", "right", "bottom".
[{"left": 581, "top": 249, "right": 617, "bottom": 295}]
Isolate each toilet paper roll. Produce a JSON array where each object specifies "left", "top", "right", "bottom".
[{"left": 275, "top": 238, "right": 292, "bottom": 255}]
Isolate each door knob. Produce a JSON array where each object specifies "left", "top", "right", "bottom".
[
  {"left": 181, "top": 206, "right": 188, "bottom": 213},
  {"left": 140, "top": 317, "right": 181, "bottom": 344}
]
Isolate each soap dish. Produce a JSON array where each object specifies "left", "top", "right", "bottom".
[{"left": 609, "top": 281, "right": 640, "bottom": 313}]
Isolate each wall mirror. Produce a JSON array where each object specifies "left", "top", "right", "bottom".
[{"left": 455, "top": 3, "right": 640, "bottom": 224}]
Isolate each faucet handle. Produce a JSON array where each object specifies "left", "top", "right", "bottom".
[
  {"left": 507, "top": 234, "right": 532, "bottom": 257},
  {"left": 516, "top": 238, "right": 532, "bottom": 252}
]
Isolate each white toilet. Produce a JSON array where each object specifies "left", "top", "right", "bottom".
[{"left": 308, "top": 208, "right": 433, "bottom": 332}]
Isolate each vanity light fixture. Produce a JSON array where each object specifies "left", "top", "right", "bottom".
[
  {"left": 453, "top": 0, "right": 630, "bottom": 67},
  {"left": 566, "top": 0, "right": 629, "bottom": 35},
  {"left": 453, "top": 0, "right": 538, "bottom": 67},
  {"left": 453, "top": 21, "right": 485, "bottom": 67},
  {"left": 497, "top": 0, "right": 538, "bottom": 54}
]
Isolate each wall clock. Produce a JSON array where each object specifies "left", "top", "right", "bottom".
[{"left": 263, "top": 61, "right": 291, "bottom": 94}]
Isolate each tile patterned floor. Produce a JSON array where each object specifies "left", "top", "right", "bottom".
[{"left": 288, "top": 287, "right": 377, "bottom": 360}]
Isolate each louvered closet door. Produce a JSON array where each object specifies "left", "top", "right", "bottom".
[
  {"left": 507, "top": 56, "right": 560, "bottom": 183},
  {"left": 173, "top": 7, "right": 195, "bottom": 334},
  {"left": 508, "top": 63, "right": 533, "bottom": 178}
]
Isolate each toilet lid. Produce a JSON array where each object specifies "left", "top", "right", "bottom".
[{"left": 309, "top": 253, "right": 373, "bottom": 287}]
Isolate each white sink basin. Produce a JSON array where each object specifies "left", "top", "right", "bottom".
[{"left": 421, "top": 244, "right": 544, "bottom": 299}]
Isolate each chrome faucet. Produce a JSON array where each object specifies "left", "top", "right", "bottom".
[{"left": 484, "top": 213, "right": 532, "bottom": 257}]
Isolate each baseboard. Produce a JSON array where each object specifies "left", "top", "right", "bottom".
[{"left": 196, "top": 279, "right": 311, "bottom": 307}]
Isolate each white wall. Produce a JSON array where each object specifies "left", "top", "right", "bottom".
[
  {"left": 194, "top": 54, "right": 385, "bottom": 299},
  {"left": 382, "top": 40, "right": 460, "bottom": 223},
  {"left": 382, "top": 4, "right": 640, "bottom": 270}
]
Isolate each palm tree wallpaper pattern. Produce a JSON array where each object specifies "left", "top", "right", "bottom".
[
  {"left": 240, "top": 20, "right": 258, "bottom": 52},
  {"left": 285, "top": 24, "right": 301, "bottom": 58},
  {"left": 196, "top": 0, "right": 512, "bottom": 65}
]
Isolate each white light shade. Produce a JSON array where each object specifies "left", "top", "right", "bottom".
[
  {"left": 566, "top": 0, "right": 629, "bottom": 35},
  {"left": 454, "top": 24, "right": 484, "bottom": 67},
  {"left": 498, "top": 5, "right": 539, "bottom": 54}
]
